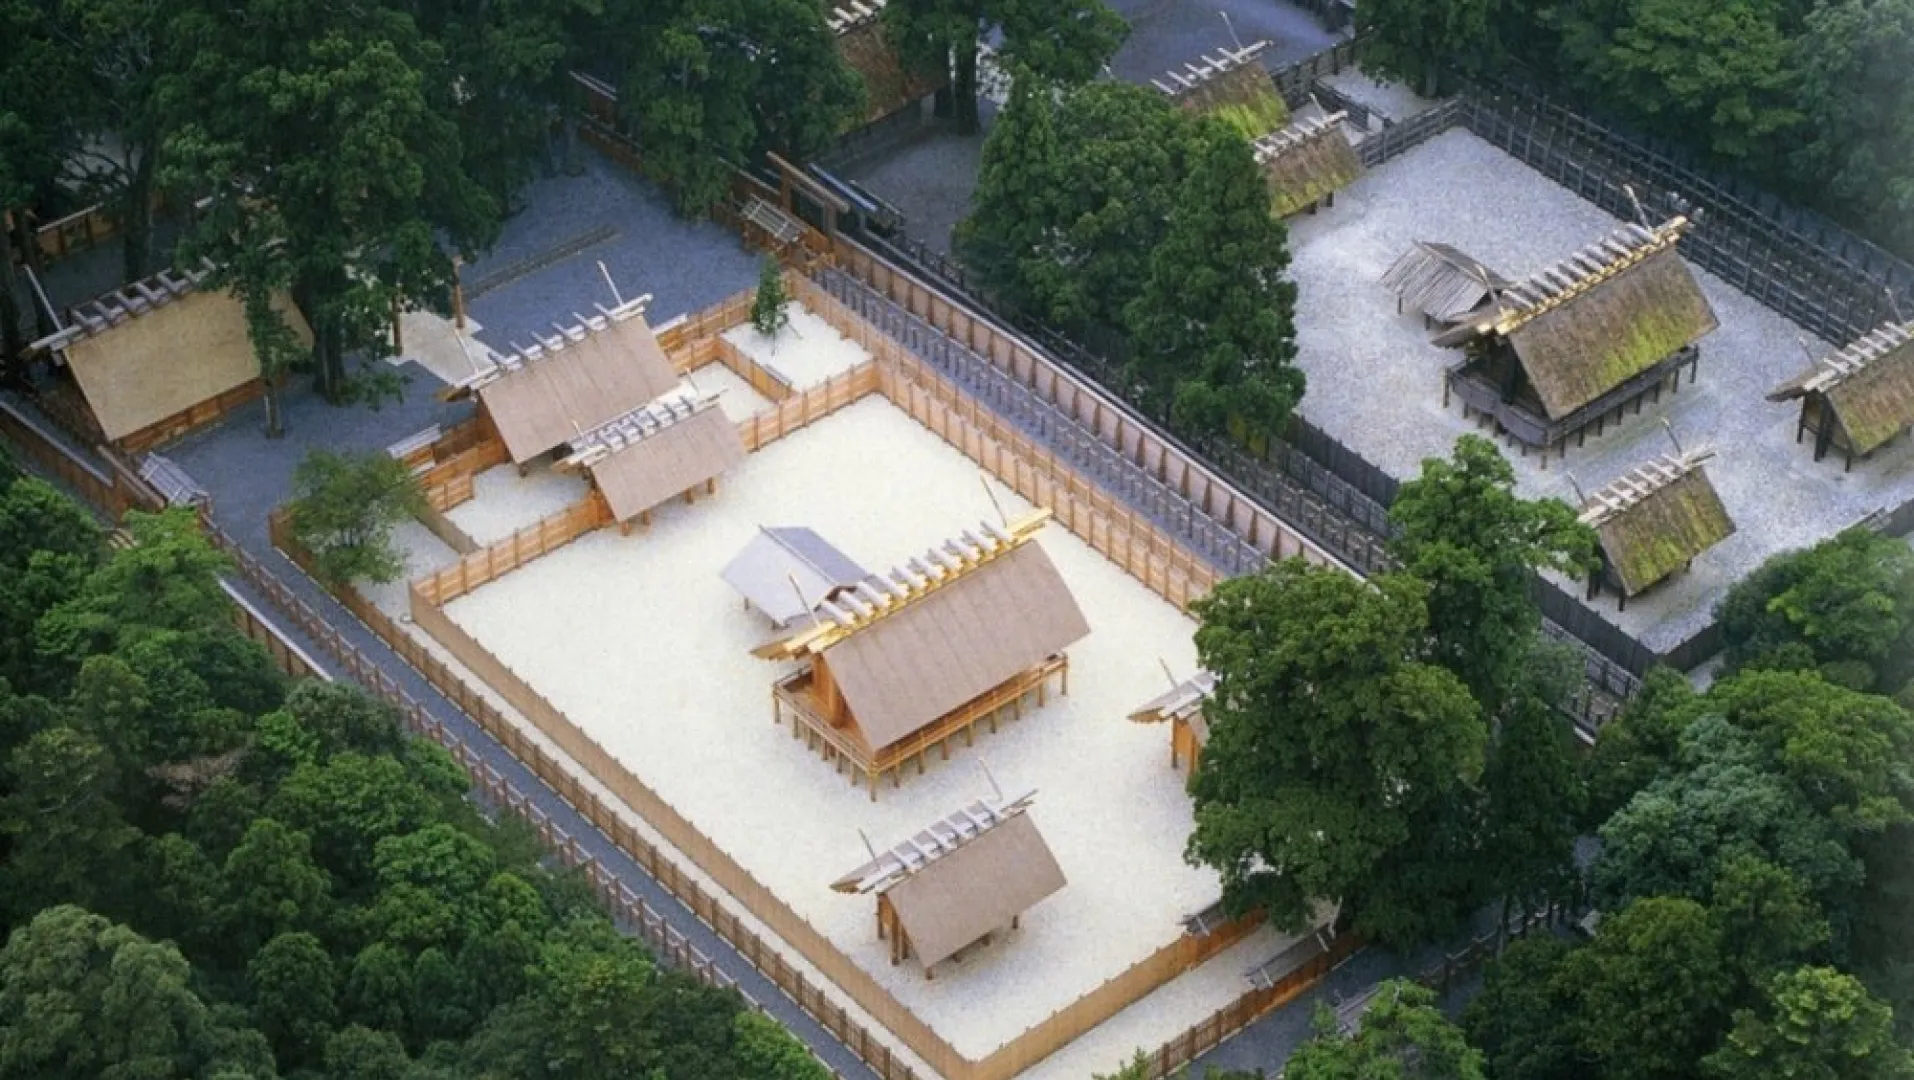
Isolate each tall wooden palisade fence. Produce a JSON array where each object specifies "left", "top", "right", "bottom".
[{"left": 0, "top": 399, "right": 870, "bottom": 1079}]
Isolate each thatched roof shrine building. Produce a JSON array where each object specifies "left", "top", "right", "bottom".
[
  {"left": 1153, "top": 42, "right": 1289, "bottom": 139},
  {"left": 1433, "top": 218, "right": 1718, "bottom": 461},
  {"left": 831, "top": 791, "right": 1065, "bottom": 977},
  {"left": 1254, "top": 113, "right": 1362, "bottom": 219},
  {"left": 461, "top": 296, "right": 680, "bottom": 466},
  {"left": 1767, "top": 322, "right": 1914, "bottom": 469},
  {"left": 1578, "top": 451, "right": 1734, "bottom": 604},
  {"left": 1381, "top": 241, "right": 1515, "bottom": 327},
  {"left": 557, "top": 390, "right": 746, "bottom": 531},
  {"left": 28, "top": 263, "right": 311, "bottom": 451},
  {"left": 722, "top": 526, "right": 870, "bottom": 629},
  {"left": 826, "top": 0, "right": 942, "bottom": 127},
  {"left": 758, "top": 510, "right": 1089, "bottom": 797},
  {"left": 1127, "top": 671, "right": 1216, "bottom": 779}
]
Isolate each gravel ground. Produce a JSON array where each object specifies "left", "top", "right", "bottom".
[
  {"left": 1282, "top": 127, "right": 1914, "bottom": 652},
  {"left": 1320, "top": 67, "right": 1437, "bottom": 122},
  {"left": 1105, "top": 0, "right": 1343, "bottom": 85},
  {"left": 838, "top": 104, "right": 998, "bottom": 253}
]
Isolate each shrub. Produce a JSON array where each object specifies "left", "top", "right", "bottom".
[{"left": 286, "top": 451, "right": 425, "bottom": 586}]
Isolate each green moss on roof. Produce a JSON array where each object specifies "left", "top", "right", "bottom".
[{"left": 1597, "top": 468, "right": 1735, "bottom": 596}]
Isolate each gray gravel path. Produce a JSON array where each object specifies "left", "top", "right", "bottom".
[
  {"left": 839, "top": 106, "right": 997, "bottom": 254},
  {"left": 1105, "top": 0, "right": 1342, "bottom": 85}
]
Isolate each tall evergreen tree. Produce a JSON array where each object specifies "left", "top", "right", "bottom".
[{"left": 884, "top": 0, "right": 1124, "bottom": 135}]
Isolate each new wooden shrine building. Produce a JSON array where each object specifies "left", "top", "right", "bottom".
[
  {"left": 556, "top": 390, "right": 747, "bottom": 532},
  {"left": 1432, "top": 217, "right": 1719, "bottom": 462},
  {"left": 755, "top": 510, "right": 1090, "bottom": 798},
  {"left": 1256, "top": 113, "right": 1362, "bottom": 219},
  {"left": 831, "top": 790, "right": 1066, "bottom": 978},
  {"left": 1154, "top": 42, "right": 1290, "bottom": 139},
  {"left": 1128, "top": 671, "right": 1218, "bottom": 781},
  {"left": 721, "top": 526, "right": 871, "bottom": 629},
  {"left": 26, "top": 262, "right": 311, "bottom": 452},
  {"left": 1768, "top": 321, "right": 1914, "bottom": 470},
  {"left": 1578, "top": 450, "right": 1735, "bottom": 607},
  {"left": 450, "top": 294, "right": 681, "bottom": 469},
  {"left": 1381, "top": 241, "right": 1515, "bottom": 329}
]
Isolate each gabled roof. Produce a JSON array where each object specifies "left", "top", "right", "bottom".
[
  {"left": 1127, "top": 671, "right": 1217, "bottom": 725},
  {"left": 722, "top": 526, "right": 870, "bottom": 628},
  {"left": 561, "top": 391, "right": 745, "bottom": 523},
  {"left": 1380, "top": 241, "right": 1515, "bottom": 324},
  {"left": 1433, "top": 218, "right": 1719, "bottom": 419},
  {"left": 827, "top": 0, "right": 942, "bottom": 125},
  {"left": 470, "top": 298, "right": 680, "bottom": 464},
  {"left": 1153, "top": 42, "right": 1289, "bottom": 139},
  {"left": 1767, "top": 322, "right": 1914, "bottom": 456},
  {"left": 1254, "top": 113, "right": 1361, "bottom": 218},
  {"left": 879, "top": 807, "right": 1066, "bottom": 970},
  {"left": 1578, "top": 451, "right": 1735, "bottom": 596},
  {"left": 30, "top": 264, "right": 312, "bottom": 441},
  {"left": 755, "top": 511, "right": 1090, "bottom": 753}
]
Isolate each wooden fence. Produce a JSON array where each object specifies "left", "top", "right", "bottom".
[
  {"left": 413, "top": 498, "right": 607, "bottom": 607},
  {"left": 1142, "top": 934, "right": 1363, "bottom": 1079},
  {"left": 31, "top": 203, "right": 121, "bottom": 264},
  {"left": 740, "top": 362, "right": 878, "bottom": 452}
]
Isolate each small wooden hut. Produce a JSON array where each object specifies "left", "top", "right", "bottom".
[
  {"left": 1767, "top": 322, "right": 1914, "bottom": 470},
  {"left": 831, "top": 791, "right": 1066, "bottom": 978},
  {"left": 1153, "top": 42, "right": 1290, "bottom": 139},
  {"left": 1433, "top": 218, "right": 1719, "bottom": 461},
  {"left": 1380, "top": 241, "right": 1514, "bottom": 328},
  {"left": 1127, "top": 672, "right": 1216, "bottom": 780},
  {"left": 826, "top": 0, "right": 942, "bottom": 128},
  {"left": 27, "top": 263, "right": 311, "bottom": 451},
  {"left": 1578, "top": 451, "right": 1735, "bottom": 606},
  {"left": 556, "top": 391, "right": 746, "bottom": 532},
  {"left": 1254, "top": 113, "right": 1362, "bottom": 219},
  {"left": 757, "top": 510, "right": 1090, "bottom": 798},
  {"left": 721, "top": 526, "right": 870, "bottom": 629},
  {"left": 458, "top": 296, "right": 680, "bottom": 468}
]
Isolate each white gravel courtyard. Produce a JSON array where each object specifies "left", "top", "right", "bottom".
[
  {"left": 443, "top": 463, "right": 590, "bottom": 546},
  {"left": 723, "top": 304, "right": 869, "bottom": 391},
  {"left": 684, "top": 362, "right": 775, "bottom": 421},
  {"left": 433, "top": 395, "right": 1297, "bottom": 1062},
  {"left": 1285, "top": 128, "right": 1914, "bottom": 651}
]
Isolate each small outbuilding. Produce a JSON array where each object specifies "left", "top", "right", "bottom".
[
  {"left": 1254, "top": 113, "right": 1361, "bottom": 219},
  {"left": 27, "top": 263, "right": 311, "bottom": 451},
  {"left": 831, "top": 791, "right": 1066, "bottom": 978},
  {"left": 1380, "top": 241, "right": 1515, "bottom": 328},
  {"left": 758, "top": 510, "right": 1090, "bottom": 797},
  {"left": 1578, "top": 450, "right": 1735, "bottom": 606},
  {"left": 1153, "top": 42, "right": 1289, "bottom": 139},
  {"left": 721, "top": 526, "right": 870, "bottom": 629},
  {"left": 1434, "top": 217, "right": 1719, "bottom": 461},
  {"left": 827, "top": 1, "right": 943, "bottom": 128},
  {"left": 557, "top": 391, "right": 746, "bottom": 531},
  {"left": 1767, "top": 321, "right": 1914, "bottom": 470},
  {"left": 1127, "top": 671, "right": 1217, "bottom": 780},
  {"left": 461, "top": 296, "right": 681, "bottom": 467}
]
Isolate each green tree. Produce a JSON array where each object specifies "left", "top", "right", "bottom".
[
  {"left": 161, "top": 0, "right": 498, "bottom": 406},
  {"left": 951, "top": 69, "right": 1064, "bottom": 313},
  {"left": 734, "top": 1010, "right": 831, "bottom": 1080},
  {"left": 1358, "top": 0, "right": 1504, "bottom": 94},
  {"left": 369, "top": 824, "right": 499, "bottom": 952},
  {"left": 0, "top": 0, "right": 88, "bottom": 372},
  {"left": 34, "top": 509, "right": 233, "bottom": 670},
  {"left": 0, "top": 477, "right": 103, "bottom": 689},
  {"left": 1123, "top": 118, "right": 1304, "bottom": 439},
  {"left": 0, "top": 726, "right": 139, "bottom": 920},
  {"left": 1583, "top": 666, "right": 1707, "bottom": 824},
  {"left": 286, "top": 450, "right": 426, "bottom": 586},
  {"left": 1462, "top": 936, "right": 1584, "bottom": 1080},
  {"left": 1705, "top": 966, "right": 1914, "bottom": 1080},
  {"left": 1716, "top": 527, "right": 1914, "bottom": 691},
  {"left": 267, "top": 753, "right": 437, "bottom": 886},
  {"left": 1479, "top": 659, "right": 1588, "bottom": 924},
  {"left": 222, "top": 818, "right": 335, "bottom": 960},
  {"left": 883, "top": 0, "right": 1125, "bottom": 135},
  {"left": 247, "top": 931, "right": 338, "bottom": 1070},
  {"left": 323, "top": 1025, "right": 412, "bottom": 1080},
  {"left": 1710, "top": 855, "right": 1833, "bottom": 980},
  {"left": 284, "top": 680, "right": 409, "bottom": 762},
  {"left": 1286, "top": 979, "right": 1485, "bottom": 1080},
  {"left": 0, "top": 905, "right": 249, "bottom": 1080},
  {"left": 343, "top": 943, "right": 414, "bottom": 1034},
  {"left": 1389, "top": 435, "right": 1596, "bottom": 713},
  {"left": 1185, "top": 560, "right": 1486, "bottom": 948},
  {"left": 1789, "top": 0, "right": 1914, "bottom": 258},
  {"left": 751, "top": 258, "right": 790, "bottom": 337},
  {"left": 1562, "top": 896, "right": 1736, "bottom": 1080}
]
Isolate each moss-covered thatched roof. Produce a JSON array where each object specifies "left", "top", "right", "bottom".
[
  {"left": 1433, "top": 219, "right": 1719, "bottom": 420},
  {"left": 1154, "top": 42, "right": 1290, "bottom": 139},
  {"left": 1580, "top": 452, "right": 1735, "bottom": 596},
  {"left": 832, "top": 14, "right": 941, "bottom": 127},
  {"left": 1255, "top": 113, "right": 1361, "bottom": 219},
  {"left": 1768, "top": 322, "right": 1914, "bottom": 456}
]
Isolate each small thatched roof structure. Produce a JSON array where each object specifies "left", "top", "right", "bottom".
[
  {"left": 1380, "top": 242, "right": 1515, "bottom": 325},
  {"left": 828, "top": 0, "right": 942, "bottom": 126},
  {"left": 468, "top": 298, "right": 681, "bottom": 465},
  {"left": 1254, "top": 113, "right": 1362, "bottom": 219},
  {"left": 1433, "top": 218, "right": 1718, "bottom": 420},
  {"left": 30, "top": 263, "right": 311, "bottom": 442},
  {"left": 1154, "top": 42, "right": 1289, "bottom": 139},
  {"left": 1127, "top": 671, "right": 1216, "bottom": 726},
  {"left": 1767, "top": 322, "right": 1914, "bottom": 456},
  {"left": 721, "top": 526, "right": 870, "bottom": 628},
  {"left": 834, "top": 792, "right": 1065, "bottom": 972},
  {"left": 560, "top": 391, "right": 745, "bottom": 523},
  {"left": 1578, "top": 450, "right": 1734, "bottom": 596},
  {"left": 755, "top": 511, "right": 1090, "bottom": 754}
]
